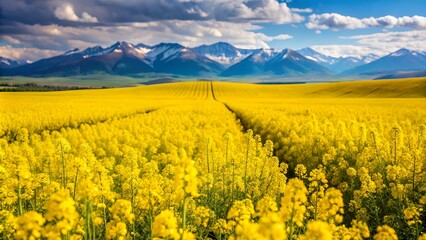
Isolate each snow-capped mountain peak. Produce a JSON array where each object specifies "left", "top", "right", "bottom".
[
  {"left": 389, "top": 48, "right": 419, "bottom": 57},
  {"left": 1, "top": 58, "right": 11, "bottom": 66},
  {"left": 297, "top": 47, "right": 383, "bottom": 73},
  {"left": 64, "top": 48, "right": 80, "bottom": 55},
  {"left": 297, "top": 47, "right": 332, "bottom": 63},
  {"left": 192, "top": 42, "right": 255, "bottom": 66},
  {"left": 361, "top": 54, "right": 380, "bottom": 64},
  {"left": 147, "top": 43, "right": 184, "bottom": 62},
  {"left": 250, "top": 49, "right": 280, "bottom": 63},
  {"left": 4, "top": 41, "right": 426, "bottom": 78},
  {"left": 344, "top": 48, "right": 426, "bottom": 75},
  {"left": 0, "top": 56, "right": 27, "bottom": 68}
]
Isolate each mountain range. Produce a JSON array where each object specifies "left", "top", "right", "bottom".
[
  {"left": 344, "top": 48, "right": 426, "bottom": 75},
  {"left": 297, "top": 47, "right": 379, "bottom": 73},
  {"left": 0, "top": 57, "right": 28, "bottom": 69},
  {"left": 221, "top": 48, "right": 332, "bottom": 76},
  {"left": 1, "top": 41, "right": 426, "bottom": 78}
]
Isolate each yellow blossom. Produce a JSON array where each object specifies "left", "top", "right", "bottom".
[
  {"left": 373, "top": 225, "right": 398, "bottom": 240},
  {"left": 227, "top": 199, "right": 255, "bottom": 224},
  {"left": 299, "top": 221, "right": 332, "bottom": 240},
  {"left": 43, "top": 190, "right": 79, "bottom": 238},
  {"left": 14, "top": 211, "right": 45, "bottom": 240},
  {"left": 403, "top": 205, "right": 422, "bottom": 226},
  {"left": 295, "top": 164, "right": 307, "bottom": 179},
  {"left": 280, "top": 179, "right": 307, "bottom": 227},
  {"left": 152, "top": 210, "right": 179, "bottom": 239}
]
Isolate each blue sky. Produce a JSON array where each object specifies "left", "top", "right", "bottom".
[
  {"left": 286, "top": 0, "right": 426, "bottom": 17},
  {"left": 266, "top": 0, "right": 426, "bottom": 55},
  {"left": 0, "top": 0, "right": 425, "bottom": 60}
]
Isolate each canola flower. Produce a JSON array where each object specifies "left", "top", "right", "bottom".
[
  {"left": 43, "top": 190, "right": 79, "bottom": 239},
  {"left": 14, "top": 211, "right": 45, "bottom": 240},
  {"left": 374, "top": 225, "right": 398, "bottom": 240},
  {"left": 280, "top": 179, "right": 307, "bottom": 228},
  {"left": 152, "top": 209, "right": 179, "bottom": 239},
  {"left": 299, "top": 221, "right": 333, "bottom": 240},
  {"left": 106, "top": 200, "right": 134, "bottom": 239},
  {"left": 0, "top": 80, "right": 425, "bottom": 239}
]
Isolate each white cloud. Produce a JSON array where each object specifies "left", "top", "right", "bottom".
[
  {"left": 263, "top": 34, "right": 293, "bottom": 41},
  {"left": 54, "top": 4, "right": 98, "bottom": 23},
  {"left": 310, "top": 45, "right": 379, "bottom": 58},
  {"left": 93, "top": 0, "right": 304, "bottom": 24},
  {"left": 54, "top": 4, "right": 79, "bottom": 21},
  {"left": 213, "top": 0, "right": 304, "bottom": 24},
  {"left": 346, "top": 30, "right": 426, "bottom": 52},
  {"left": 1, "top": 20, "right": 294, "bottom": 57},
  {"left": 311, "top": 30, "right": 426, "bottom": 58},
  {"left": 306, "top": 13, "right": 426, "bottom": 30},
  {"left": 81, "top": 12, "right": 99, "bottom": 23},
  {"left": 0, "top": 45, "right": 62, "bottom": 61},
  {"left": 290, "top": 8, "right": 312, "bottom": 13}
]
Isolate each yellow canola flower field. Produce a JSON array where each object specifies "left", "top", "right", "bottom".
[{"left": 0, "top": 79, "right": 425, "bottom": 240}]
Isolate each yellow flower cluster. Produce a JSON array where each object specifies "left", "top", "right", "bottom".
[
  {"left": 43, "top": 190, "right": 79, "bottom": 239},
  {"left": 403, "top": 205, "right": 422, "bottom": 226},
  {"left": 193, "top": 206, "right": 214, "bottom": 228},
  {"left": 152, "top": 209, "right": 179, "bottom": 239},
  {"left": 173, "top": 150, "right": 200, "bottom": 202},
  {"left": 214, "top": 81, "right": 425, "bottom": 239},
  {"left": 373, "top": 225, "right": 398, "bottom": 240},
  {"left": 227, "top": 199, "right": 255, "bottom": 224},
  {"left": 106, "top": 200, "right": 135, "bottom": 240},
  {"left": 0, "top": 80, "right": 425, "bottom": 239},
  {"left": 299, "top": 221, "right": 333, "bottom": 240},
  {"left": 14, "top": 211, "right": 45, "bottom": 240},
  {"left": 318, "top": 188, "right": 344, "bottom": 224},
  {"left": 280, "top": 179, "right": 307, "bottom": 227}
]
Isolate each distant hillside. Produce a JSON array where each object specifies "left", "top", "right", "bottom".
[
  {"left": 345, "top": 49, "right": 426, "bottom": 75},
  {"left": 375, "top": 70, "right": 426, "bottom": 79}
]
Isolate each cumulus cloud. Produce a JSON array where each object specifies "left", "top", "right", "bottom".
[
  {"left": 54, "top": 4, "right": 79, "bottom": 22},
  {"left": 311, "top": 30, "right": 426, "bottom": 58},
  {"left": 1, "top": 0, "right": 304, "bottom": 25},
  {"left": 265, "top": 34, "right": 293, "bottom": 41},
  {"left": 208, "top": 0, "right": 304, "bottom": 24},
  {"left": 0, "top": 0, "right": 301, "bottom": 61},
  {"left": 346, "top": 30, "right": 426, "bottom": 52},
  {"left": 0, "top": 20, "right": 293, "bottom": 56},
  {"left": 306, "top": 13, "right": 426, "bottom": 30},
  {"left": 307, "top": 13, "right": 369, "bottom": 30},
  {"left": 186, "top": 7, "right": 209, "bottom": 18},
  {"left": 290, "top": 8, "right": 313, "bottom": 13},
  {"left": 310, "top": 45, "right": 379, "bottom": 58},
  {"left": 0, "top": 45, "right": 62, "bottom": 61},
  {"left": 81, "top": 12, "right": 99, "bottom": 23},
  {"left": 54, "top": 4, "right": 98, "bottom": 23}
]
